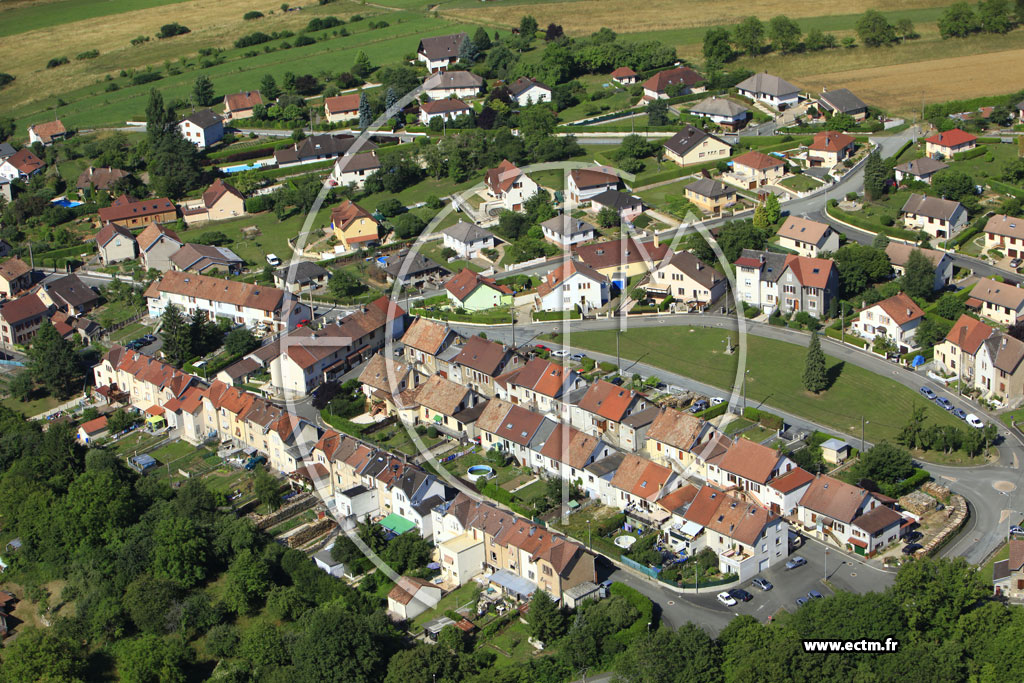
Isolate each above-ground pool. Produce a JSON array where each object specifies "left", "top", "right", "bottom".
[
  {"left": 614, "top": 535, "right": 637, "bottom": 549},
  {"left": 51, "top": 197, "right": 83, "bottom": 208},
  {"left": 466, "top": 464, "right": 495, "bottom": 482}
]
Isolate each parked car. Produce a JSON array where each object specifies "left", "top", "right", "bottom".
[
  {"left": 952, "top": 408, "right": 967, "bottom": 420},
  {"left": 1010, "top": 526, "right": 1024, "bottom": 536},
  {"left": 795, "top": 597, "right": 808, "bottom": 607},
  {"left": 710, "top": 397, "right": 724, "bottom": 406},
  {"left": 936, "top": 397, "right": 953, "bottom": 410},
  {"left": 808, "top": 590, "right": 823, "bottom": 600},
  {"left": 266, "top": 254, "right": 281, "bottom": 266},
  {"left": 919, "top": 386, "right": 937, "bottom": 400},
  {"left": 751, "top": 577, "right": 773, "bottom": 591},
  {"left": 729, "top": 588, "right": 753, "bottom": 602},
  {"left": 904, "top": 530, "right": 923, "bottom": 543},
  {"left": 142, "top": 334, "right": 157, "bottom": 343},
  {"left": 1011, "top": 258, "right": 1022, "bottom": 269},
  {"left": 966, "top": 413, "right": 985, "bottom": 428},
  {"left": 534, "top": 344, "right": 550, "bottom": 353},
  {"left": 785, "top": 556, "right": 807, "bottom": 570},
  {"left": 716, "top": 591, "right": 737, "bottom": 607},
  {"left": 689, "top": 400, "right": 709, "bottom": 413},
  {"left": 552, "top": 349, "right": 569, "bottom": 358},
  {"left": 902, "top": 542, "right": 923, "bottom": 555},
  {"left": 610, "top": 376, "right": 624, "bottom": 385},
  {"left": 571, "top": 353, "right": 586, "bottom": 361}
]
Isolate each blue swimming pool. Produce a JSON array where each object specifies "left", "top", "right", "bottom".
[
  {"left": 51, "top": 198, "right": 83, "bottom": 208},
  {"left": 221, "top": 159, "right": 272, "bottom": 174}
]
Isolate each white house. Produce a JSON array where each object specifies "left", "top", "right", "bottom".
[
  {"left": 568, "top": 167, "right": 618, "bottom": 203},
  {"left": 530, "top": 424, "right": 615, "bottom": 484},
  {"left": 775, "top": 217, "right": 840, "bottom": 258},
  {"left": 851, "top": 292, "right": 924, "bottom": 354},
  {"left": 387, "top": 576, "right": 442, "bottom": 620},
  {"left": 688, "top": 97, "right": 749, "bottom": 130},
  {"left": 764, "top": 467, "right": 815, "bottom": 517},
  {"left": 735, "top": 72, "right": 800, "bottom": 110},
  {"left": 417, "top": 33, "right": 468, "bottom": 72},
  {"left": 885, "top": 242, "right": 953, "bottom": 291},
  {"left": 540, "top": 215, "right": 596, "bottom": 248},
  {"left": 894, "top": 157, "right": 948, "bottom": 185},
  {"left": 425, "top": 70, "right": 484, "bottom": 100},
  {"left": 330, "top": 151, "right": 380, "bottom": 190},
  {"left": 704, "top": 438, "right": 798, "bottom": 508},
  {"left": 534, "top": 260, "right": 610, "bottom": 315},
  {"left": 797, "top": 474, "right": 903, "bottom": 557},
  {"left": 507, "top": 77, "right": 552, "bottom": 106},
  {"left": 900, "top": 193, "right": 968, "bottom": 240},
  {"left": 442, "top": 222, "right": 496, "bottom": 259},
  {"left": 646, "top": 251, "right": 727, "bottom": 309},
  {"left": 485, "top": 159, "right": 539, "bottom": 212},
  {"left": 419, "top": 99, "right": 472, "bottom": 125},
  {"left": 177, "top": 109, "right": 224, "bottom": 149}
]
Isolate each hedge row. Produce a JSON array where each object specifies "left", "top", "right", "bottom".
[
  {"left": 953, "top": 146, "right": 988, "bottom": 162},
  {"left": 608, "top": 582, "right": 655, "bottom": 646},
  {"left": 742, "top": 407, "right": 784, "bottom": 430},
  {"left": 881, "top": 467, "right": 931, "bottom": 499},
  {"left": 476, "top": 481, "right": 533, "bottom": 517},
  {"left": 533, "top": 309, "right": 581, "bottom": 321},
  {"left": 695, "top": 401, "right": 729, "bottom": 420},
  {"left": 988, "top": 179, "right": 1024, "bottom": 200}
]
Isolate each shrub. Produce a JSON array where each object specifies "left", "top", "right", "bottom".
[
  {"left": 306, "top": 16, "right": 343, "bottom": 31},
  {"left": 157, "top": 23, "right": 190, "bottom": 38},
  {"left": 130, "top": 35, "right": 150, "bottom": 46},
  {"left": 46, "top": 56, "right": 69, "bottom": 69},
  {"left": 598, "top": 361, "right": 617, "bottom": 373},
  {"left": 0, "top": 72, "right": 14, "bottom": 88},
  {"left": 743, "top": 407, "right": 784, "bottom": 430},
  {"left": 75, "top": 49, "right": 99, "bottom": 60},
  {"left": 243, "top": 10, "right": 264, "bottom": 20},
  {"left": 845, "top": 191, "right": 859, "bottom": 201},
  {"left": 105, "top": 82, "right": 120, "bottom": 92},
  {"left": 880, "top": 214, "right": 895, "bottom": 226},
  {"left": 235, "top": 32, "right": 272, "bottom": 48},
  {"left": 293, "top": 35, "right": 315, "bottom": 47},
  {"left": 132, "top": 72, "right": 162, "bottom": 85}
]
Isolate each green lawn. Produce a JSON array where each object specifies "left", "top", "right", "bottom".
[
  {"left": 779, "top": 174, "right": 823, "bottom": 193},
  {"left": 110, "top": 321, "right": 155, "bottom": 344},
  {"left": 418, "top": 238, "right": 482, "bottom": 274},
  {"left": 175, "top": 208, "right": 330, "bottom": 266},
  {"left": 637, "top": 182, "right": 703, "bottom": 220},
  {"left": 551, "top": 504, "right": 623, "bottom": 561},
  {"left": 93, "top": 300, "right": 144, "bottom": 329},
  {"left": 979, "top": 542, "right": 1011, "bottom": 584},
  {"left": 563, "top": 325, "right": 966, "bottom": 445},
  {"left": 932, "top": 142, "right": 1021, "bottom": 184},
  {"left": 0, "top": 386, "right": 65, "bottom": 418},
  {"left": 0, "top": 0, "right": 188, "bottom": 37},
  {"left": 439, "top": 448, "right": 524, "bottom": 487},
  {"left": 411, "top": 582, "right": 479, "bottom": 630}
]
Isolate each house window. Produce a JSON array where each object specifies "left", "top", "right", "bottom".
[{"left": 543, "top": 566, "right": 552, "bottom": 577}]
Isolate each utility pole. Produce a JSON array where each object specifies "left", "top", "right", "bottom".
[
  {"left": 841, "top": 305, "right": 844, "bottom": 344},
  {"left": 861, "top": 416, "right": 866, "bottom": 452},
  {"left": 511, "top": 309, "right": 516, "bottom": 349},
  {"left": 824, "top": 547, "right": 828, "bottom": 582},
  {"left": 616, "top": 329, "right": 620, "bottom": 374}
]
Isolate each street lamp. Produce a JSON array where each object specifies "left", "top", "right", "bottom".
[{"left": 861, "top": 418, "right": 869, "bottom": 453}]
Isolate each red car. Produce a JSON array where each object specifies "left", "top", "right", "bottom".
[{"left": 534, "top": 344, "right": 550, "bottom": 352}]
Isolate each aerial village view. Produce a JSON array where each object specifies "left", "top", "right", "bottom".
[{"left": 2, "top": 0, "right": 1024, "bottom": 680}]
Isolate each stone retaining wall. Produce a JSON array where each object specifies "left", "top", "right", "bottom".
[{"left": 249, "top": 493, "right": 316, "bottom": 530}]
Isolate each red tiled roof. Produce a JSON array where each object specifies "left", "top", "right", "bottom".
[
  {"left": 225, "top": 90, "right": 263, "bottom": 112},
  {"left": 872, "top": 292, "right": 924, "bottom": 326},
  {"left": 202, "top": 178, "right": 243, "bottom": 209},
  {"left": 80, "top": 415, "right": 108, "bottom": 434},
  {"left": 577, "top": 380, "right": 643, "bottom": 422},
  {"left": 733, "top": 150, "right": 785, "bottom": 170},
  {"left": 0, "top": 293, "right": 48, "bottom": 324},
  {"left": 944, "top": 313, "right": 995, "bottom": 355},
  {"left": 784, "top": 254, "right": 834, "bottom": 289},
  {"left": 706, "top": 438, "right": 784, "bottom": 485},
  {"left": 330, "top": 199, "right": 375, "bottom": 231},
  {"left": 643, "top": 67, "right": 703, "bottom": 94},
  {"left": 768, "top": 466, "right": 814, "bottom": 494},
  {"left": 611, "top": 67, "right": 637, "bottom": 78},
  {"left": 445, "top": 267, "right": 511, "bottom": 302},
  {"left": 325, "top": 94, "right": 360, "bottom": 114},
  {"left": 29, "top": 120, "right": 66, "bottom": 143},
  {"left": 925, "top": 128, "right": 977, "bottom": 148},
  {"left": 7, "top": 148, "right": 44, "bottom": 175},
  {"left": 98, "top": 194, "right": 175, "bottom": 224},
  {"left": 809, "top": 131, "right": 855, "bottom": 153},
  {"left": 486, "top": 159, "right": 522, "bottom": 195}
]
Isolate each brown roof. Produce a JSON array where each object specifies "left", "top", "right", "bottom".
[
  {"left": 453, "top": 335, "right": 512, "bottom": 376},
  {"left": 570, "top": 167, "right": 618, "bottom": 190},
  {"left": 784, "top": 254, "right": 835, "bottom": 289},
  {"left": 169, "top": 243, "right": 243, "bottom": 273},
  {"left": 706, "top": 438, "right": 784, "bottom": 485},
  {"left": 925, "top": 129, "right": 976, "bottom": 148},
  {"left": 224, "top": 90, "right": 263, "bottom": 112},
  {"left": 733, "top": 150, "right": 785, "bottom": 170},
  {"left": 330, "top": 199, "right": 376, "bottom": 231},
  {"left": 985, "top": 213, "right": 1024, "bottom": 241},
  {"left": 536, "top": 260, "right": 607, "bottom": 298},
  {"left": 777, "top": 217, "right": 833, "bottom": 246},
  {"left": 646, "top": 407, "right": 704, "bottom": 451},
  {"left": 944, "top": 314, "right": 995, "bottom": 354},
  {"left": 659, "top": 251, "right": 723, "bottom": 290},
  {"left": 402, "top": 317, "right": 454, "bottom": 355},
  {"left": 610, "top": 453, "right": 673, "bottom": 501},
  {"left": 809, "top": 131, "right": 855, "bottom": 153},
  {"left": 872, "top": 292, "right": 924, "bottom": 326},
  {"left": 990, "top": 333, "right": 1024, "bottom": 374},
  {"left": 798, "top": 474, "right": 868, "bottom": 524},
  {"left": 577, "top": 380, "right": 644, "bottom": 422},
  {"left": 7, "top": 148, "right": 44, "bottom": 175},
  {"left": 971, "top": 278, "right": 1024, "bottom": 311},
  {"left": 1010, "top": 539, "right": 1024, "bottom": 572},
  {"left": 484, "top": 402, "right": 546, "bottom": 446},
  {"left": 768, "top": 466, "right": 815, "bottom": 494},
  {"left": 420, "top": 99, "right": 472, "bottom": 115},
  {"left": 684, "top": 486, "right": 778, "bottom": 546},
  {"left": 662, "top": 124, "right": 726, "bottom": 159},
  {"left": 29, "top": 120, "right": 66, "bottom": 143},
  {"left": 852, "top": 504, "right": 903, "bottom": 534},
  {"left": 358, "top": 353, "right": 411, "bottom": 394},
  {"left": 445, "top": 267, "right": 511, "bottom": 302},
  {"left": 414, "top": 374, "right": 471, "bottom": 415},
  {"left": 611, "top": 67, "right": 637, "bottom": 78},
  {"left": 137, "top": 222, "right": 181, "bottom": 252},
  {"left": 79, "top": 415, "right": 108, "bottom": 435},
  {"left": 324, "top": 94, "right": 361, "bottom": 115},
  {"left": 0, "top": 257, "right": 31, "bottom": 282},
  {"left": 98, "top": 194, "right": 175, "bottom": 224},
  {"left": 202, "top": 178, "right": 243, "bottom": 208},
  {"left": 643, "top": 67, "right": 703, "bottom": 94},
  {"left": 418, "top": 32, "right": 468, "bottom": 60},
  {"left": 884, "top": 242, "right": 948, "bottom": 269},
  {"left": 76, "top": 166, "right": 128, "bottom": 191},
  {"left": 657, "top": 483, "right": 700, "bottom": 514},
  {"left": 575, "top": 237, "right": 670, "bottom": 272},
  {"left": 146, "top": 270, "right": 285, "bottom": 313},
  {"left": 539, "top": 424, "right": 600, "bottom": 469},
  {"left": 486, "top": 159, "right": 522, "bottom": 195},
  {"left": 901, "top": 193, "right": 963, "bottom": 222},
  {"left": 506, "top": 357, "right": 572, "bottom": 399},
  {"left": 388, "top": 575, "right": 437, "bottom": 606},
  {"left": 0, "top": 293, "right": 48, "bottom": 324}
]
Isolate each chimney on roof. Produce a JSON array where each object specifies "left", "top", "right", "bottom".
[
  {"left": 653, "top": 232, "right": 660, "bottom": 249},
  {"left": 759, "top": 253, "right": 766, "bottom": 264}
]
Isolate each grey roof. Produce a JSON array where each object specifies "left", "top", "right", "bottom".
[
  {"left": 276, "top": 261, "right": 329, "bottom": 284},
  {"left": 180, "top": 108, "right": 223, "bottom": 128},
  {"left": 0, "top": 143, "right": 16, "bottom": 160},
  {"left": 591, "top": 189, "right": 643, "bottom": 212},
  {"left": 894, "top": 157, "right": 948, "bottom": 177},
  {"left": 689, "top": 97, "right": 749, "bottom": 118},
  {"left": 564, "top": 581, "right": 600, "bottom": 600},
  {"left": 736, "top": 72, "right": 799, "bottom": 98},
  {"left": 820, "top": 438, "right": 850, "bottom": 451},
  {"left": 663, "top": 124, "right": 728, "bottom": 158},
  {"left": 739, "top": 249, "right": 788, "bottom": 283},
  {"left": 382, "top": 252, "right": 447, "bottom": 279},
  {"left": 314, "top": 547, "right": 343, "bottom": 568},
  {"left": 584, "top": 451, "right": 625, "bottom": 478},
  {"left": 1017, "top": 100, "right": 1024, "bottom": 110},
  {"left": 993, "top": 558, "right": 1011, "bottom": 582},
  {"left": 428, "top": 70, "right": 484, "bottom": 89},
  {"left": 220, "top": 357, "right": 261, "bottom": 380},
  {"left": 418, "top": 33, "right": 468, "bottom": 60},
  {"left": 508, "top": 76, "right": 550, "bottom": 97},
  {"left": 685, "top": 178, "right": 732, "bottom": 199},
  {"left": 621, "top": 405, "right": 660, "bottom": 429},
  {"left": 901, "top": 193, "right": 962, "bottom": 221},
  {"left": 443, "top": 221, "right": 493, "bottom": 244},
  {"left": 541, "top": 215, "right": 596, "bottom": 237},
  {"left": 41, "top": 274, "right": 99, "bottom": 309},
  {"left": 489, "top": 568, "right": 537, "bottom": 598},
  {"left": 662, "top": 250, "right": 724, "bottom": 289},
  {"left": 819, "top": 88, "right": 867, "bottom": 114}
]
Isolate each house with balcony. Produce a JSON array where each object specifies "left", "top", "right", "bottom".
[
  {"left": 642, "top": 406, "right": 714, "bottom": 469},
  {"left": 704, "top": 438, "right": 798, "bottom": 507},
  {"left": 764, "top": 467, "right": 815, "bottom": 517},
  {"left": 935, "top": 314, "right": 997, "bottom": 391},
  {"left": 401, "top": 317, "right": 460, "bottom": 375},
  {"left": 607, "top": 453, "right": 680, "bottom": 529},
  {"left": 730, "top": 150, "right": 787, "bottom": 189},
  {"left": 571, "top": 380, "right": 650, "bottom": 448},
  {"left": 417, "top": 32, "right": 468, "bottom": 72},
  {"left": 0, "top": 294, "right": 50, "bottom": 346},
  {"left": 534, "top": 259, "right": 610, "bottom": 316},
  {"left": 796, "top": 474, "right": 903, "bottom": 556},
  {"left": 983, "top": 213, "right": 1024, "bottom": 259},
  {"left": 425, "top": 70, "right": 485, "bottom": 100},
  {"left": 485, "top": 159, "right": 539, "bottom": 213},
  {"left": 851, "top": 293, "right": 924, "bottom": 354},
  {"left": 807, "top": 131, "right": 856, "bottom": 168}
]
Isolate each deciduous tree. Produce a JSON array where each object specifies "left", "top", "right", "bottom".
[
  {"left": 768, "top": 15, "right": 803, "bottom": 54},
  {"left": 856, "top": 10, "right": 897, "bottom": 47},
  {"left": 28, "top": 320, "right": 80, "bottom": 398},
  {"left": 902, "top": 248, "right": 937, "bottom": 300},
  {"left": 732, "top": 16, "right": 765, "bottom": 56},
  {"left": 702, "top": 27, "right": 734, "bottom": 64},
  {"left": 192, "top": 74, "right": 215, "bottom": 107},
  {"left": 939, "top": 2, "right": 980, "bottom": 38}
]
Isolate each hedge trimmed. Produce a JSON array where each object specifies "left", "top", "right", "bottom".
[
  {"left": 742, "top": 407, "right": 784, "bottom": 430},
  {"left": 953, "top": 147, "right": 987, "bottom": 161},
  {"left": 695, "top": 401, "right": 729, "bottom": 420},
  {"left": 988, "top": 179, "right": 1024, "bottom": 200},
  {"left": 533, "top": 309, "right": 581, "bottom": 321},
  {"left": 881, "top": 467, "right": 931, "bottom": 499}
]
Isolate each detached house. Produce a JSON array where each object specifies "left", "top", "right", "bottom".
[
  {"left": 807, "top": 131, "right": 856, "bottom": 168},
  {"left": 485, "top": 159, "right": 538, "bottom": 212},
  {"left": 568, "top": 167, "right": 619, "bottom": 203},
  {"left": 181, "top": 178, "right": 246, "bottom": 224},
  {"left": 894, "top": 157, "right": 948, "bottom": 185},
  {"left": 974, "top": 332, "right": 1024, "bottom": 401},
  {"left": 274, "top": 134, "right": 375, "bottom": 167},
  {"left": 925, "top": 128, "right": 976, "bottom": 159},
  {"left": 417, "top": 32, "right": 468, "bottom": 72},
  {"left": 610, "top": 67, "right": 637, "bottom": 85},
  {"left": 419, "top": 99, "right": 472, "bottom": 125},
  {"left": 0, "top": 258, "right": 32, "bottom": 298},
  {"left": 413, "top": 374, "right": 481, "bottom": 439},
  {"left": 425, "top": 70, "right": 484, "bottom": 100},
  {"left": 76, "top": 166, "right": 129, "bottom": 195},
  {"left": 684, "top": 178, "right": 736, "bottom": 215},
  {"left": 323, "top": 94, "right": 360, "bottom": 123},
  {"left": 705, "top": 438, "right": 797, "bottom": 508},
  {"left": 571, "top": 380, "right": 650, "bottom": 447},
  {"left": 885, "top": 242, "right": 952, "bottom": 291},
  {"left": 0, "top": 148, "right": 44, "bottom": 182},
  {"left": 507, "top": 77, "right": 552, "bottom": 106},
  {"left": 137, "top": 223, "right": 183, "bottom": 271},
  {"left": 28, "top": 120, "right": 67, "bottom": 146},
  {"left": 662, "top": 125, "right": 731, "bottom": 168},
  {"left": 735, "top": 249, "right": 838, "bottom": 317},
  {"left": 442, "top": 222, "right": 496, "bottom": 259},
  {"left": 0, "top": 294, "right": 50, "bottom": 346},
  {"left": 736, "top": 72, "right": 800, "bottom": 109},
  {"left": 642, "top": 66, "right": 704, "bottom": 100},
  {"left": 776, "top": 217, "right": 839, "bottom": 257},
  {"left": 95, "top": 223, "right": 137, "bottom": 265},
  {"left": 330, "top": 199, "right": 380, "bottom": 250},
  {"left": 993, "top": 540, "right": 1024, "bottom": 600},
  {"left": 177, "top": 109, "right": 224, "bottom": 149},
  {"left": 983, "top": 213, "right": 1024, "bottom": 258},
  {"left": 331, "top": 151, "right": 381, "bottom": 189},
  {"left": 445, "top": 268, "right": 512, "bottom": 311},
  {"left": 575, "top": 236, "right": 671, "bottom": 287},
  {"left": 540, "top": 215, "right": 596, "bottom": 248},
  {"left": 223, "top": 90, "right": 263, "bottom": 121},
  {"left": 851, "top": 292, "right": 924, "bottom": 354},
  {"left": 534, "top": 259, "right": 610, "bottom": 315},
  {"left": 935, "top": 314, "right": 996, "bottom": 388},
  {"left": 169, "top": 243, "right": 244, "bottom": 275},
  {"left": 731, "top": 150, "right": 787, "bottom": 188},
  {"left": 817, "top": 88, "right": 868, "bottom": 120},
  {"left": 36, "top": 273, "right": 100, "bottom": 314},
  {"left": 900, "top": 193, "right": 967, "bottom": 240},
  {"left": 969, "top": 277, "right": 1024, "bottom": 326},
  {"left": 647, "top": 250, "right": 726, "bottom": 308},
  {"left": 688, "top": 97, "right": 749, "bottom": 130},
  {"left": 797, "top": 474, "right": 903, "bottom": 556},
  {"left": 98, "top": 194, "right": 177, "bottom": 228}
]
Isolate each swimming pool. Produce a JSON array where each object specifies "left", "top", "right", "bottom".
[
  {"left": 51, "top": 197, "right": 83, "bottom": 208},
  {"left": 221, "top": 159, "right": 273, "bottom": 174}
]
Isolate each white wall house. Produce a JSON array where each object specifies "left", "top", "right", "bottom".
[
  {"left": 851, "top": 293, "right": 924, "bottom": 354},
  {"left": 485, "top": 160, "right": 539, "bottom": 212},
  {"left": 507, "top": 77, "right": 552, "bottom": 107},
  {"left": 540, "top": 215, "right": 596, "bottom": 248},
  {"left": 177, "top": 109, "right": 224, "bottom": 149},
  {"left": 534, "top": 260, "right": 610, "bottom": 315},
  {"left": 901, "top": 193, "right": 968, "bottom": 241},
  {"left": 442, "top": 222, "right": 496, "bottom": 259}
]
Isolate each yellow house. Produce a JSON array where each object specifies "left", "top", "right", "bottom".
[
  {"left": 662, "top": 125, "right": 731, "bottom": 167},
  {"left": 684, "top": 178, "right": 736, "bottom": 215},
  {"left": 574, "top": 237, "right": 671, "bottom": 285},
  {"left": 331, "top": 200, "right": 380, "bottom": 250}
]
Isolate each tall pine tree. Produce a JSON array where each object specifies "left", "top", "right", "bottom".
[
  {"left": 260, "top": 74, "right": 280, "bottom": 101},
  {"left": 161, "top": 304, "right": 192, "bottom": 368},
  {"left": 863, "top": 150, "right": 887, "bottom": 201},
  {"left": 385, "top": 87, "right": 399, "bottom": 128},
  {"left": 192, "top": 75, "right": 215, "bottom": 107},
  {"left": 803, "top": 330, "right": 829, "bottom": 393},
  {"left": 358, "top": 92, "right": 371, "bottom": 131}
]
